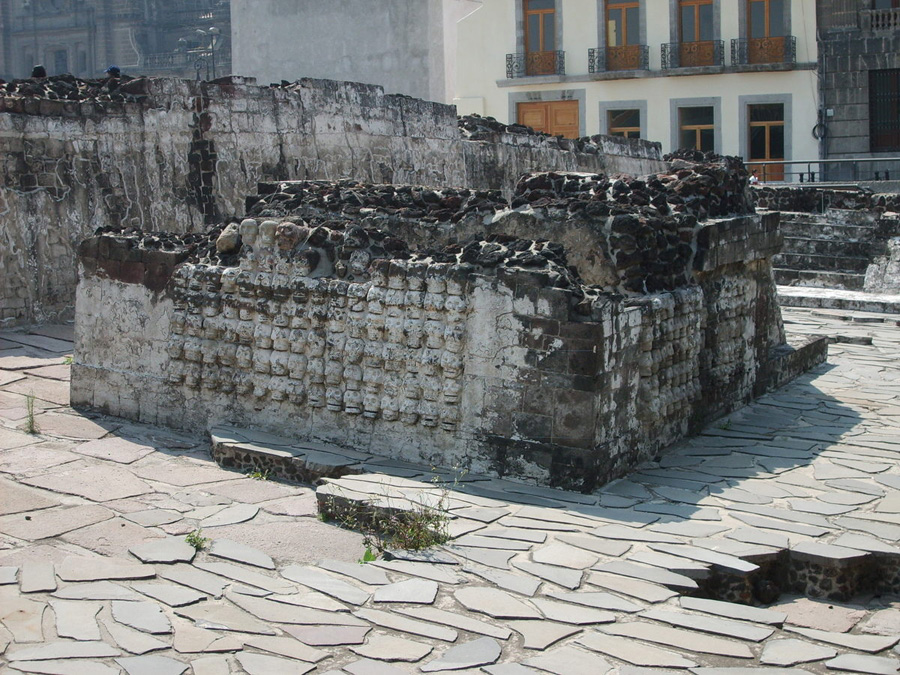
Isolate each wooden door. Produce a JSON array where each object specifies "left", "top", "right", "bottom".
[{"left": 517, "top": 100, "right": 579, "bottom": 138}]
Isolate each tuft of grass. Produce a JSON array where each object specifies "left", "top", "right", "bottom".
[
  {"left": 322, "top": 467, "right": 466, "bottom": 563},
  {"left": 185, "top": 529, "right": 210, "bottom": 551},
  {"left": 25, "top": 394, "right": 38, "bottom": 435},
  {"left": 63, "top": 356, "right": 73, "bottom": 365},
  {"left": 247, "top": 469, "right": 270, "bottom": 481}
]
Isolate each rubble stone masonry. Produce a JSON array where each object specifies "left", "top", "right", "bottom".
[
  {"left": 73, "top": 159, "right": 824, "bottom": 489},
  {"left": 0, "top": 75, "right": 663, "bottom": 326}
]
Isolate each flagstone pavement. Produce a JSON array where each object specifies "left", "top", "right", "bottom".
[{"left": 1, "top": 308, "right": 900, "bottom": 674}]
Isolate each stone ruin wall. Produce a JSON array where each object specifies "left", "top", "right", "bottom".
[
  {"left": 0, "top": 75, "right": 664, "bottom": 327},
  {"left": 72, "top": 162, "right": 824, "bottom": 489}
]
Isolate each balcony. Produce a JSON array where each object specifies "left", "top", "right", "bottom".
[
  {"left": 859, "top": 8, "right": 900, "bottom": 31},
  {"left": 660, "top": 40, "right": 725, "bottom": 69},
  {"left": 731, "top": 36, "right": 796, "bottom": 66},
  {"left": 505, "top": 51, "right": 566, "bottom": 79},
  {"left": 588, "top": 45, "right": 649, "bottom": 73}
]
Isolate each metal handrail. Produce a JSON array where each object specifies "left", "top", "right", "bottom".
[
  {"left": 660, "top": 40, "right": 725, "bottom": 69},
  {"left": 745, "top": 157, "right": 900, "bottom": 184}
]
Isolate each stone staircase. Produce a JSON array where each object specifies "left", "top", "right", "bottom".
[{"left": 772, "top": 209, "right": 900, "bottom": 291}]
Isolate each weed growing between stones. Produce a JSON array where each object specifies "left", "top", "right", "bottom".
[
  {"left": 63, "top": 356, "right": 73, "bottom": 365},
  {"left": 185, "top": 529, "right": 210, "bottom": 551},
  {"left": 247, "top": 469, "right": 270, "bottom": 481},
  {"left": 25, "top": 394, "right": 38, "bottom": 435},
  {"left": 322, "top": 470, "right": 464, "bottom": 562}
]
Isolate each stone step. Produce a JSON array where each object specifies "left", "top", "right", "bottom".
[
  {"left": 777, "top": 286, "right": 900, "bottom": 314},
  {"left": 774, "top": 269, "right": 866, "bottom": 291},
  {"left": 774, "top": 252, "right": 873, "bottom": 274},
  {"left": 779, "top": 216, "right": 880, "bottom": 239},
  {"left": 779, "top": 237, "right": 883, "bottom": 259}
]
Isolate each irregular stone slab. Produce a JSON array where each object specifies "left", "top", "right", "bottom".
[
  {"left": 200, "top": 504, "right": 259, "bottom": 528},
  {"left": 121, "top": 510, "right": 183, "bottom": 527},
  {"left": 32, "top": 413, "right": 117, "bottom": 440},
  {"left": 554, "top": 534, "right": 631, "bottom": 557},
  {"left": 591, "top": 525, "right": 679, "bottom": 543},
  {"left": 647, "top": 521, "right": 730, "bottom": 538},
  {"left": 642, "top": 608, "right": 775, "bottom": 642},
  {"left": 53, "top": 581, "right": 141, "bottom": 601},
  {"left": 135, "top": 461, "right": 231, "bottom": 487},
  {"left": 731, "top": 512, "right": 828, "bottom": 537},
  {"left": 860, "top": 608, "right": 900, "bottom": 635},
  {"left": 282, "top": 625, "right": 371, "bottom": 646},
  {"left": 373, "top": 578, "right": 438, "bottom": 604},
  {"left": 371, "top": 559, "right": 463, "bottom": 584},
  {"left": 343, "top": 659, "right": 409, "bottom": 674},
  {"left": 2, "top": 332, "right": 73, "bottom": 353},
  {"left": 318, "top": 558, "right": 390, "bottom": 585},
  {"left": 227, "top": 593, "right": 367, "bottom": 626},
  {"left": 453, "top": 534, "right": 533, "bottom": 551},
  {"left": 129, "top": 538, "right": 196, "bottom": 565},
  {"left": 775, "top": 597, "right": 866, "bottom": 633},
  {"left": 209, "top": 539, "right": 274, "bottom": 569},
  {"left": 394, "top": 606, "right": 511, "bottom": 640},
  {"left": 19, "top": 561, "right": 55, "bottom": 593},
  {"left": 546, "top": 590, "right": 642, "bottom": 613},
  {"left": 351, "top": 633, "right": 433, "bottom": 662},
  {"left": 175, "top": 601, "right": 278, "bottom": 634},
  {"left": 759, "top": 638, "right": 837, "bottom": 666},
  {"left": 452, "top": 507, "right": 511, "bottom": 523},
  {"left": 465, "top": 565, "right": 541, "bottom": 597},
  {"left": 0, "top": 589, "right": 45, "bottom": 641},
  {"left": 0, "top": 566, "right": 17, "bottom": 584},
  {"left": 202, "top": 478, "right": 298, "bottom": 505},
  {"left": 0, "top": 504, "right": 114, "bottom": 540},
  {"left": 115, "top": 655, "right": 189, "bottom": 675},
  {"left": 0, "top": 445, "right": 80, "bottom": 478},
  {"left": 49, "top": 600, "right": 101, "bottom": 640},
  {"left": 647, "top": 543, "right": 759, "bottom": 574},
  {"left": 442, "top": 545, "right": 515, "bottom": 569},
  {"left": 57, "top": 556, "right": 155, "bottom": 582},
  {"left": 171, "top": 623, "right": 244, "bottom": 653},
  {"left": 826, "top": 479, "right": 886, "bottom": 497},
  {"left": 524, "top": 645, "right": 612, "bottom": 674},
  {"left": 577, "top": 631, "right": 697, "bottom": 668},
  {"left": 281, "top": 565, "right": 370, "bottom": 604},
  {"left": 4, "top": 660, "right": 120, "bottom": 675},
  {"left": 825, "top": 654, "right": 900, "bottom": 674},
  {"left": 188, "top": 656, "right": 231, "bottom": 675},
  {"left": 0, "top": 478, "right": 61, "bottom": 516},
  {"left": 132, "top": 582, "right": 205, "bottom": 607},
  {"left": 244, "top": 636, "right": 328, "bottom": 663},
  {"left": 586, "top": 571, "right": 678, "bottom": 603},
  {"left": 455, "top": 587, "right": 541, "bottom": 619},
  {"left": 0, "top": 350, "right": 68, "bottom": 371},
  {"left": 509, "top": 621, "right": 580, "bottom": 650},
  {"left": 7, "top": 641, "right": 120, "bottom": 661},
  {"left": 512, "top": 560, "right": 582, "bottom": 590},
  {"left": 268, "top": 589, "right": 349, "bottom": 613},
  {"left": 73, "top": 437, "right": 155, "bottom": 465},
  {"left": 499, "top": 517, "right": 582, "bottom": 533},
  {"left": 531, "top": 598, "right": 615, "bottom": 625},
  {"left": 594, "top": 561, "right": 698, "bottom": 591},
  {"left": 383, "top": 548, "right": 459, "bottom": 565},
  {"left": 420, "top": 636, "right": 501, "bottom": 672},
  {"left": 630, "top": 551, "right": 710, "bottom": 579},
  {"left": 785, "top": 626, "right": 899, "bottom": 652},
  {"left": 234, "top": 652, "right": 315, "bottom": 674},
  {"left": 102, "top": 618, "right": 169, "bottom": 655},
  {"left": 601, "top": 622, "right": 753, "bottom": 658},
  {"left": 112, "top": 600, "right": 172, "bottom": 634},
  {"left": 354, "top": 608, "right": 457, "bottom": 642},
  {"left": 476, "top": 528, "right": 548, "bottom": 545},
  {"left": 531, "top": 542, "right": 599, "bottom": 570},
  {"left": 195, "top": 561, "right": 294, "bottom": 594},
  {"left": 680, "top": 597, "right": 786, "bottom": 625},
  {"left": 23, "top": 464, "right": 151, "bottom": 502}
]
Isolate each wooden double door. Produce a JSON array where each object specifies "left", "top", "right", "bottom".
[{"left": 517, "top": 100, "right": 579, "bottom": 139}]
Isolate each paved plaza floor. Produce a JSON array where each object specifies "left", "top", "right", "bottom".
[{"left": 1, "top": 307, "right": 900, "bottom": 673}]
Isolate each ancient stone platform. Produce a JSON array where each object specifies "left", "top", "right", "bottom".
[{"left": 2, "top": 308, "right": 900, "bottom": 672}]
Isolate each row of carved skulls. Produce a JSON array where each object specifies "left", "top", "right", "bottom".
[{"left": 167, "top": 361, "right": 461, "bottom": 429}]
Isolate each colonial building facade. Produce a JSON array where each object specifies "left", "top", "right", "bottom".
[
  {"left": 454, "top": 0, "right": 819, "bottom": 181},
  {"left": 0, "top": 0, "right": 231, "bottom": 82}
]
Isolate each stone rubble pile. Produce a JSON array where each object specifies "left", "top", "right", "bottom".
[{"left": 0, "top": 73, "right": 148, "bottom": 109}]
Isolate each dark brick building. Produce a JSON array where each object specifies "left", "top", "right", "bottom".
[
  {"left": 818, "top": 0, "right": 900, "bottom": 180},
  {"left": 0, "top": 0, "right": 230, "bottom": 82}
]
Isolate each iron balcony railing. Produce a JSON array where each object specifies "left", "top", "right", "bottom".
[
  {"left": 731, "top": 36, "right": 796, "bottom": 66},
  {"left": 859, "top": 8, "right": 900, "bottom": 31},
  {"left": 505, "top": 51, "right": 566, "bottom": 78},
  {"left": 660, "top": 40, "right": 725, "bottom": 69},
  {"left": 588, "top": 44, "right": 650, "bottom": 73},
  {"left": 747, "top": 157, "right": 900, "bottom": 184}
]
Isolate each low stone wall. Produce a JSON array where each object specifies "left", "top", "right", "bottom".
[
  {"left": 72, "top": 163, "right": 813, "bottom": 490},
  {"left": 0, "top": 75, "right": 664, "bottom": 327},
  {"left": 753, "top": 185, "right": 900, "bottom": 214}
]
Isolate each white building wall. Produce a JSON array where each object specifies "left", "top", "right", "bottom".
[{"left": 455, "top": 0, "right": 820, "bottom": 175}]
